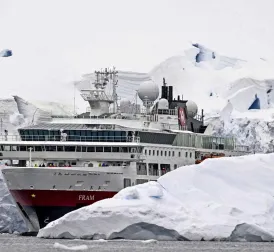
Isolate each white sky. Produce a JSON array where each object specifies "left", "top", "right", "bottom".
[{"left": 0, "top": 0, "right": 274, "bottom": 106}]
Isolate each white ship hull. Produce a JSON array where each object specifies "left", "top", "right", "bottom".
[{"left": 2, "top": 166, "right": 127, "bottom": 231}]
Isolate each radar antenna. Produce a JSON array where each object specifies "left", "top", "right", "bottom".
[{"left": 112, "top": 67, "right": 119, "bottom": 113}]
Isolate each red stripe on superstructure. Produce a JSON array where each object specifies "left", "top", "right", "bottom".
[{"left": 10, "top": 190, "right": 117, "bottom": 207}]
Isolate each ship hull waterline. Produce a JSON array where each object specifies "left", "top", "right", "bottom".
[{"left": 10, "top": 189, "right": 117, "bottom": 231}]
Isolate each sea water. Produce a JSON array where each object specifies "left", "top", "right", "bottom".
[{"left": 0, "top": 234, "right": 273, "bottom": 252}]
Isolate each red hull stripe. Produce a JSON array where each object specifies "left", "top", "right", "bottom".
[{"left": 10, "top": 190, "right": 117, "bottom": 207}]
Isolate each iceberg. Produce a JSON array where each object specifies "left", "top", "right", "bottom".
[
  {"left": 38, "top": 153, "right": 274, "bottom": 241},
  {"left": 0, "top": 49, "right": 12, "bottom": 58},
  {"left": 0, "top": 167, "right": 27, "bottom": 233}
]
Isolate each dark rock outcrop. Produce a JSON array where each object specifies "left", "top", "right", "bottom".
[
  {"left": 109, "top": 222, "right": 188, "bottom": 241},
  {"left": 228, "top": 223, "right": 274, "bottom": 242}
]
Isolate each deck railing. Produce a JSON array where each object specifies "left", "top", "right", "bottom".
[
  {"left": 0, "top": 135, "right": 249, "bottom": 152},
  {"left": 0, "top": 135, "right": 140, "bottom": 143}
]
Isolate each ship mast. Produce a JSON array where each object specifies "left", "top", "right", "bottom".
[
  {"left": 111, "top": 67, "right": 118, "bottom": 113},
  {"left": 80, "top": 67, "right": 119, "bottom": 116}
]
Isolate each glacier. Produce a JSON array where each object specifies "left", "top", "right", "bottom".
[{"left": 38, "top": 153, "right": 274, "bottom": 241}]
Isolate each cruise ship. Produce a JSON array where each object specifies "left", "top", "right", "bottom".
[{"left": 0, "top": 68, "right": 249, "bottom": 232}]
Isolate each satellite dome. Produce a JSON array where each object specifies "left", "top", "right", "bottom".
[
  {"left": 186, "top": 100, "right": 198, "bottom": 117},
  {"left": 137, "top": 80, "right": 159, "bottom": 102},
  {"left": 158, "top": 98, "right": 169, "bottom": 110},
  {"left": 120, "top": 98, "right": 131, "bottom": 105}
]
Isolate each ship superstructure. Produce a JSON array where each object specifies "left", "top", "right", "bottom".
[{"left": 0, "top": 67, "right": 249, "bottom": 232}]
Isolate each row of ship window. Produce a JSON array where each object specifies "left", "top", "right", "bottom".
[
  {"left": 144, "top": 148, "right": 193, "bottom": 158},
  {"left": 19, "top": 130, "right": 132, "bottom": 142},
  {"left": 1, "top": 145, "right": 192, "bottom": 159},
  {"left": 0, "top": 145, "right": 139, "bottom": 153}
]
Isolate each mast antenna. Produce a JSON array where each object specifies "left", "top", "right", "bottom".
[
  {"left": 73, "top": 81, "right": 76, "bottom": 116},
  {"left": 135, "top": 90, "right": 138, "bottom": 114},
  {"left": 112, "top": 67, "right": 119, "bottom": 113}
]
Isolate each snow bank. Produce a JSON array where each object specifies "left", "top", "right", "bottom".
[{"left": 38, "top": 153, "right": 274, "bottom": 241}]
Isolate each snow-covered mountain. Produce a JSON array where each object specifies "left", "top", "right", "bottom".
[
  {"left": 72, "top": 43, "right": 274, "bottom": 153},
  {"left": 0, "top": 98, "right": 21, "bottom": 135},
  {"left": 78, "top": 45, "right": 271, "bottom": 110},
  {"left": 2, "top": 43, "right": 274, "bottom": 152},
  {"left": 74, "top": 44, "right": 274, "bottom": 117},
  {"left": 0, "top": 96, "right": 76, "bottom": 135},
  {"left": 150, "top": 44, "right": 274, "bottom": 115},
  {"left": 13, "top": 96, "right": 75, "bottom": 124}
]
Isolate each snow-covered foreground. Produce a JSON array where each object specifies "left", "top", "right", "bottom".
[{"left": 38, "top": 153, "right": 274, "bottom": 241}]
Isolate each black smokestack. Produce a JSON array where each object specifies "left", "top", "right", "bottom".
[
  {"left": 168, "top": 86, "right": 173, "bottom": 103},
  {"left": 161, "top": 78, "right": 168, "bottom": 99}
]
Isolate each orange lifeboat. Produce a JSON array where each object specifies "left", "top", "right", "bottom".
[{"left": 195, "top": 153, "right": 225, "bottom": 164}]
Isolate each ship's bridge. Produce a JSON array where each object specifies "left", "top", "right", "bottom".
[
  {"left": 12, "top": 122, "right": 249, "bottom": 153},
  {"left": 18, "top": 123, "right": 139, "bottom": 142}
]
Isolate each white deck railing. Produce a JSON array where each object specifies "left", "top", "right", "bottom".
[{"left": 0, "top": 135, "right": 140, "bottom": 143}]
